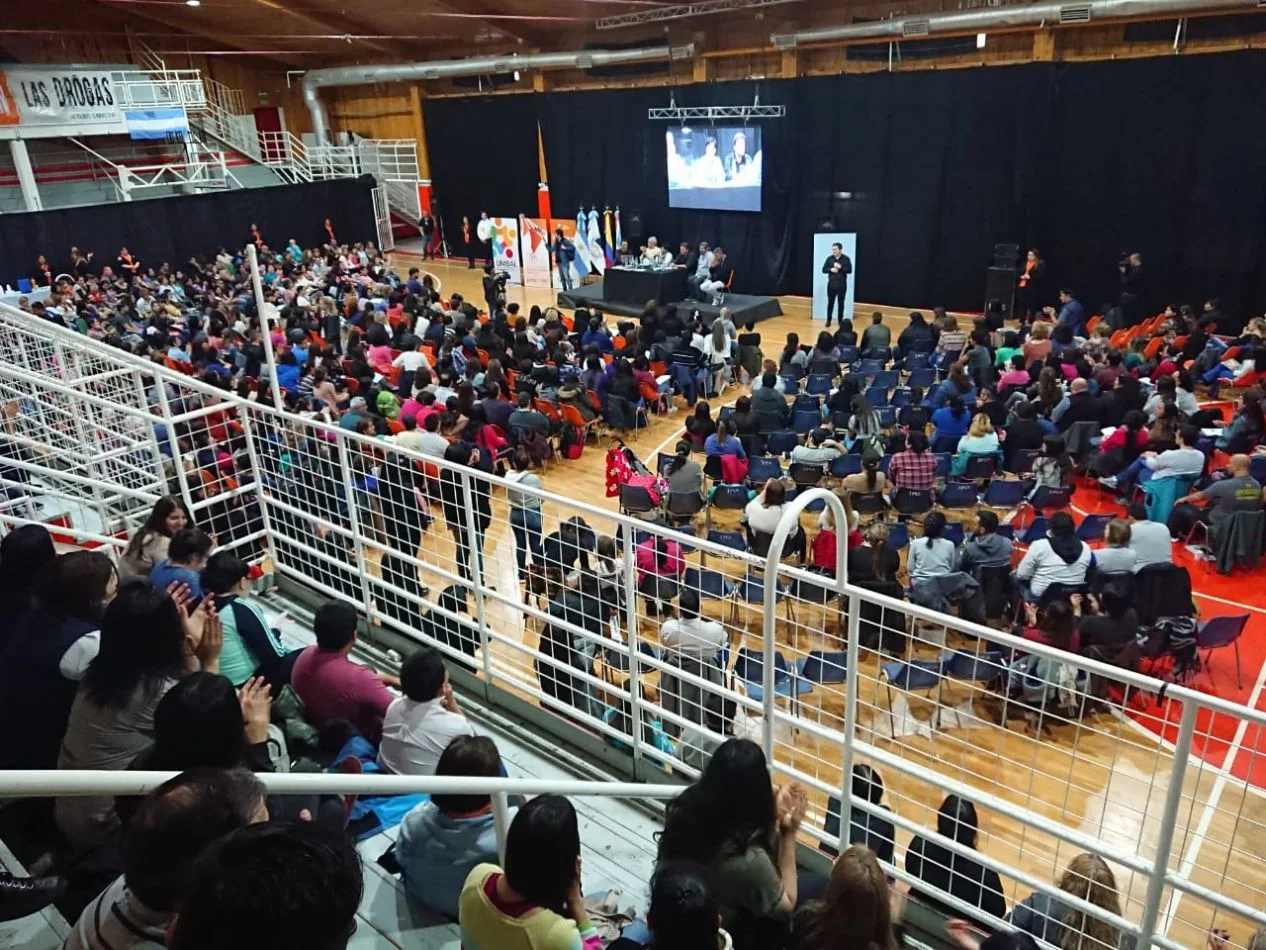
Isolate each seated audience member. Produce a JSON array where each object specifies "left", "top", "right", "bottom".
[
  {"left": 750, "top": 371, "right": 791, "bottom": 421},
  {"left": 791, "top": 845, "right": 900, "bottom": 950},
  {"left": 379, "top": 646, "right": 476, "bottom": 776},
  {"left": 130, "top": 672, "right": 274, "bottom": 773},
  {"left": 1094, "top": 520, "right": 1137, "bottom": 575},
  {"left": 119, "top": 496, "right": 190, "bottom": 581},
  {"left": 822, "top": 764, "right": 896, "bottom": 864},
  {"left": 1010, "top": 853, "right": 1134, "bottom": 950},
  {"left": 0, "top": 551, "right": 117, "bottom": 771},
  {"left": 958, "top": 511, "right": 1014, "bottom": 573},
  {"left": 847, "top": 522, "right": 901, "bottom": 584},
  {"left": 168, "top": 820, "right": 363, "bottom": 950},
  {"left": 635, "top": 534, "right": 685, "bottom": 615},
  {"left": 508, "top": 391, "right": 551, "bottom": 437},
  {"left": 790, "top": 428, "right": 845, "bottom": 468},
  {"left": 202, "top": 552, "right": 291, "bottom": 687},
  {"left": 660, "top": 587, "right": 726, "bottom": 661},
  {"left": 66, "top": 768, "right": 268, "bottom": 950},
  {"left": 1108, "top": 424, "right": 1205, "bottom": 494},
  {"left": 1029, "top": 435, "right": 1071, "bottom": 497},
  {"left": 1014, "top": 512, "right": 1091, "bottom": 601},
  {"left": 608, "top": 862, "right": 729, "bottom": 950},
  {"left": 907, "top": 512, "right": 957, "bottom": 583},
  {"left": 1019, "top": 600, "right": 1080, "bottom": 653},
  {"left": 459, "top": 794, "right": 602, "bottom": 950},
  {"left": 397, "top": 735, "right": 510, "bottom": 918},
  {"left": 57, "top": 582, "right": 219, "bottom": 851},
  {"left": 1090, "top": 411, "right": 1149, "bottom": 477},
  {"left": 888, "top": 432, "right": 937, "bottom": 493},
  {"left": 953, "top": 413, "right": 1000, "bottom": 472},
  {"left": 148, "top": 528, "right": 213, "bottom": 598},
  {"left": 0, "top": 524, "right": 56, "bottom": 651},
  {"left": 657, "top": 739, "right": 814, "bottom": 941},
  {"left": 1125, "top": 502, "right": 1174, "bottom": 571},
  {"left": 291, "top": 599, "right": 399, "bottom": 744},
  {"left": 1074, "top": 582, "right": 1138, "bottom": 655},
  {"left": 746, "top": 479, "right": 807, "bottom": 562},
  {"left": 842, "top": 456, "right": 890, "bottom": 496},
  {"left": 704, "top": 419, "right": 747, "bottom": 459},
  {"left": 1176, "top": 453, "right": 1263, "bottom": 524},
  {"left": 905, "top": 795, "right": 1006, "bottom": 925},
  {"left": 663, "top": 440, "right": 706, "bottom": 501},
  {"left": 931, "top": 400, "right": 971, "bottom": 452},
  {"left": 1215, "top": 390, "right": 1264, "bottom": 452}
]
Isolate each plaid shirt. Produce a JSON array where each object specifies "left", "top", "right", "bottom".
[{"left": 888, "top": 449, "right": 936, "bottom": 491}]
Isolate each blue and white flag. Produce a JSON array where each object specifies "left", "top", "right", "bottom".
[
  {"left": 124, "top": 108, "right": 188, "bottom": 140},
  {"left": 586, "top": 207, "right": 605, "bottom": 275},
  {"left": 614, "top": 208, "right": 622, "bottom": 252}
]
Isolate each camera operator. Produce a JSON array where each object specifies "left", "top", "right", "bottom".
[
  {"left": 482, "top": 264, "right": 508, "bottom": 317},
  {"left": 1117, "top": 251, "right": 1145, "bottom": 328}
]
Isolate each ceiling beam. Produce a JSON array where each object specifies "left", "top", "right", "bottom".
[
  {"left": 87, "top": 2, "right": 310, "bottom": 67},
  {"left": 245, "top": 0, "right": 415, "bottom": 59},
  {"left": 419, "top": 0, "right": 554, "bottom": 48}
]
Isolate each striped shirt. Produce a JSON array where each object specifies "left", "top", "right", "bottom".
[{"left": 65, "top": 875, "right": 170, "bottom": 950}]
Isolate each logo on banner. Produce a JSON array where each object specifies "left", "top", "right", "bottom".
[
  {"left": 0, "top": 69, "right": 123, "bottom": 128},
  {"left": 490, "top": 217, "right": 522, "bottom": 286},
  {"left": 519, "top": 216, "right": 553, "bottom": 289}
]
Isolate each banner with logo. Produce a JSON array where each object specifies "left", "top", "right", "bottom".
[
  {"left": 0, "top": 68, "right": 123, "bottom": 129},
  {"left": 519, "top": 216, "right": 553, "bottom": 289},
  {"left": 489, "top": 217, "right": 521, "bottom": 286}
]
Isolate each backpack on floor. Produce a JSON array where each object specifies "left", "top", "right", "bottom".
[{"left": 559, "top": 423, "right": 584, "bottom": 460}]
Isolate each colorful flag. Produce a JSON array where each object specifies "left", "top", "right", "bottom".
[
  {"left": 603, "top": 208, "right": 615, "bottom": 266},
  {"left": 586, "top": 208, "right": 605, "bottom": 275},
  {"left": 614, "top": 209, "right": 623, "bottom": 253}
]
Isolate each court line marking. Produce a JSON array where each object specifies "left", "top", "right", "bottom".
[{"left": 1159, "top": 655, "right": 1266, "bottom": 936}]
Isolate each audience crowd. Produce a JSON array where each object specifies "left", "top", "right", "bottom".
[{"left": 2, "top": 235, "right": 1265, "bottom": 950}]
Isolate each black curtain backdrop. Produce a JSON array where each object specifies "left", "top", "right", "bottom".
[
  {"left": 421, "top": 51, "right": 1266, "bottom": 316},
  {"left": 422, "top": 93, "right": 541, "bottom": 234},
  {"left": 0, "top": 175, "right": 379, "bottom": 284}
]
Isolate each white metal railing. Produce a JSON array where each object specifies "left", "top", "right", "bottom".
[{"left": 2, "top": 301, "right": 1266, "bottom": 949}]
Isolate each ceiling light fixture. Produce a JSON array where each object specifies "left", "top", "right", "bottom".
[
  {"left": 513, "top": 69, "right": 520, "bottom": 81},
  {"left": 976, "top": 32, "right": 986, "bottom": 49},
  {"left": 186, "top": 0, "right": 201, "bottom": 6}
]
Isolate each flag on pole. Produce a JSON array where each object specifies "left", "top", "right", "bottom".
[
  {"left": 614, "top": 209, "right": 623, "bottom": 254},
  {"left": 586, "top": 208, "right": 605, "bottom": 275},
  {"left": 603, "top": 208, "right": 615, "bottom": 266}
]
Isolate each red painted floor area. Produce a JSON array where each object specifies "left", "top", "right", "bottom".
[{"left": 1066, "top": 471, "right": 1266, "bottom": 788}]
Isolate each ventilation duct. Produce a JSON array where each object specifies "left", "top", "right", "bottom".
[
  {"left": 770, "top": 0, "right": 1257, "bottom": 47},
  {"left": 302, "top": 44, "right": 694, "bottom": 145}
]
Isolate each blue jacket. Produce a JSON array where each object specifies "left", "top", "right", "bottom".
[
  {"left": 149, "top": 560, "right": 203, "bottom": 599},
  {"left": 396, "top": 801, "right": 510, "bottom": 918},
  {"left": 1057, "top": 298, "right": 1085, "bottom": 332}
]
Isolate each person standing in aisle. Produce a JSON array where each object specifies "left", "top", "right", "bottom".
[
  {"left": 821, "top": 242, "right": 852, "bottom": 328},
  {"left": 419, "top": 212, "right": 436, "bottom": 259},
  {"left": 461, "top": 216, "right": 475, "bottom": 268}
]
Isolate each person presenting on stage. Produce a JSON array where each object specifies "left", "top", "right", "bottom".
[
  {"left": 688, "top": 241, "right": 714, "bottom": 298},
  {"left": 461, "top": 216, "right": 475, "bottom": 268},
  {"left": 821, "top": 242, "right": 853, "bottom": 328},
  {"left": 640, "top": 237, "right": 666, "bottom": 266},
  {"left": 1016, "top": 248, "right": 1046, "bottom": 319},
  {"left": 476, "top": 212, "right": 494, "bottom": 267},
  {"left": 419, "top": 212, "right": 436, "bottom": 260},
  {"left": 552, "top": 228, "right": 577, "bottom": 292},
  {"left": 698, "top": 247, "right": 733, "bottom": 305}
]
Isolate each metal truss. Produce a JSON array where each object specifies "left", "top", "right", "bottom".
[
  {"left": 648, "top": 104, "right": 786, "bottom": 121},
  {"left": 595, "top": 0, "right": 805, "bottom": 30}
]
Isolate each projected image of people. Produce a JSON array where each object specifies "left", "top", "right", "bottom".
[{"left": 667, "top": 126, "right": 763, "bottom": 212}]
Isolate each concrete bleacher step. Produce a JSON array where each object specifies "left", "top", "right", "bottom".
[{"left": 0, "top": 839, "right": 68, "bottom": 950}]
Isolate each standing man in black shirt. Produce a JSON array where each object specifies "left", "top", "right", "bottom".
[
  {"left": 419, "top": 213, "right": 436, "bottom": 259},
  {"left": 821, "top": 242, "right": 852, "bottom": 328}
]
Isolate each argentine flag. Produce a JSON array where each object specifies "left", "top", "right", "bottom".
[{"left": 586, "top": 208, "right": 605, "bottom": 275}]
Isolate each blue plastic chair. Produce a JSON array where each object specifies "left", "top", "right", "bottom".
[
  {"left": 886, "top": 522, "right": 909, "bottom": 550},
  {"left": 793, "top": 410, "right": 820, "bottom": 435},
  {"left": 806, "top": 374, "right": 834, "bottom": 396},
  {"left": 838, "top": 346, "right": 859, "bottom": 365},
  {"left": 981, "top": 479, "right": 1026, "bottom": 509},
  {"left": 747, "top": 455, "right": 784, "bottom": 483},
  {"left": 779, "top": 375, "right": 801, "bottom": 395},
  {"left": 939, "top": 649, "right": 1006, "bottom": 728},
  {"left": 938, "top": 481, "right": 979, "bottom": 510},
  {"left": 943, "top": 521, "right": 965, "bottom": 546},
  {"left": 934, "top": 453, "right": 953, "bottom": 477},
  {"left": 730, "top": 570, "right": 794, "bottom": 625},
  {"left": 1019, "top": 517, "right": 1050, "bottom": 544},
  {"left": 682, "top": 566, "right": 736, "bottom": 601},
  {"left": 1011, "top": 449, "right": 1040, "bottom": 475},
  {"left": 1028, "top": 485, "right": 1072, "bottom": 514},
  {"left": 799, "top": 650, "right": 848, "bottom": 684},
  {"left": 791, "top": 394, "right": 821, "bottom": 415},
  {"left": 766, "top": 431, "right": 800, "bottom": 456},
  {"left": 890, "top": 388, "right": 914, "bottom": 408},
  {"left": 707, "top": 528, "right": 747, "bottom": 552},
  {"left": 656, "top": 452, "right": 676, "bottom": 475},
  {"left": 996, "top": 524, "right": 1016, "bottom": 540},
  {"left": 734, "top": 647, "right": 810, "bottom": 703},
  {"left": 907, "top": 368, "right": 936, "bottom": 389},
  {"left": 881, "top": 657, "right": 947, "bottom": 736},
  {"left": 710, "top": 483, "right": 750, "bottom": 510},
  {"left": 875, "top": 407, "right": 898, "bottom": 428},
  {"left": 1075, "top": 513, "right": 1115, "bottom": 543},
  {"left": 871, "top": 370, "right": 899, "bottom": 390},
  {"left": 1196, "top": 614, "right": 1249, "bottom": 689},
  {"left": 864, "top": 386, "right": 890, "bottom": 407},
  {"left": 16, "top": 278, "right": 32, "bottom": 293},
  {"left": 830, "top": 454, "right": 863, "bottom": 477}
]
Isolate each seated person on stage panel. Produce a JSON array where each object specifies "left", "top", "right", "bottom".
[
  {"left": 640, "top": 237, "right": 667, "bottom": 266},
  {"left": 688, "top": 241, "right": 714, "bottom": 297},
  {"left": 616, "top": 240, "right": 636, "bottom": 267},
  {"left": 698, "top": 247, "right": 733, "bottom": 305}
]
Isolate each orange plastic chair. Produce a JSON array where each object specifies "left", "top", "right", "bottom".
[
  {"left": 1085, "top": 314, "right": 1102, "bottom": 334},
  {"left": 387, "top": 419, "right": 405, "bottom": 435},
  {"left": 345, "top": 378, "right": 360, "bottom": 395},
  {"left": 586, "top": 390, "right": 603, "bottom": 412},
  {"left": 476, "top": 348, "right": 491, "bottom": 369},
  {"left": 612, "top": 336, "right": 627, "bottom": 352},
  {"left": 535, "top": 399, "right": 563, "bottom": 424},
  {"left": 650, "top": 360, "right": 668, "bottom": 378},
  {"left": 559, "top": 402, "right": 597, "bottom": 440},
  {"left": 1143, "top": 336, "right": 1165, "bottom": 360},
  {"left": 561, "top": 314, "right": 575, "bottom": 333}
]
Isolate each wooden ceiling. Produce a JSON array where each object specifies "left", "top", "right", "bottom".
[{"left": 4, "top": 0, "right": 1043, "bottom": 69}]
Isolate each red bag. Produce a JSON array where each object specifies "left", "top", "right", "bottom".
[
  {"left": 812, "top": 529, "right": 839, "bottom": 571},
  {"left": 605, "top": 442, "right": 634, "bottom": 496},
  {"left": 719, "top": 454, "right": 749, "bottom": 484},
  {"left": 627, "top": 473, "right": 662, "bottom": 506}
]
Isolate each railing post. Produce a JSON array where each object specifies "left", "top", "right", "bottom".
[
  {"left": 246, "top": 245, "right": 285, "bottom": 414},
  {"left": 621, "top": 536, "right": 644, "bottom": 767},
  {"left": 334, "top": 432, "right": 377, "bottom": 625},
  {"left": 492, "top": 790, "right": 511, "bottom": 866},
  {"left": 1136, "top": 698, "right": 1198, "bottom": 950},
  {"left": 151, "top": 368, "right": 198, "bottom": 520},
  {"left": 459, "top": 470, "right": 491, "bottom": 684},
  {"left": 130, "top": 370, "right": 168, "bottom": 496},
  {"left": 840, "top": 590, "right": 862, "bottom": 841},
  {"left": 237, "top": 410, "right": 278, "bottom": 567}
]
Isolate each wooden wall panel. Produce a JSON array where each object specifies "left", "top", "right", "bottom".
[{"left": 326, "top": 88, "right": 414, "bottom": 140}]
